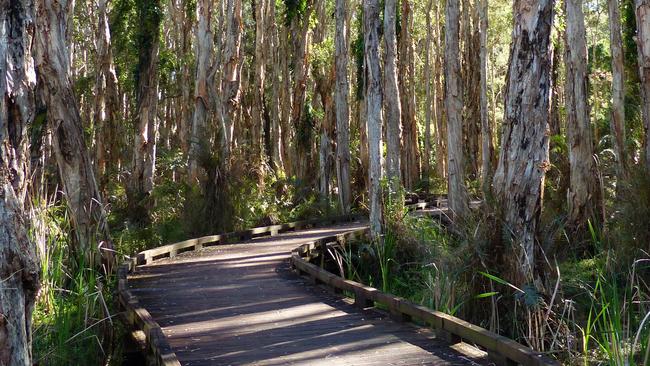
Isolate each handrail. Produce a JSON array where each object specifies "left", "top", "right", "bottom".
[
  {"left": 289, "top": 228, "right": 559, "bottom": 366},
  {"left": 117, "top": 213, "right": 364, "bottom": 366}
]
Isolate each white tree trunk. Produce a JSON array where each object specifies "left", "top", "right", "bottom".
[
  {"left": 565, "top": 0, "right": 601, "bottom": 229},
  {"left": 218, "top": 0, "right": 242, "bottom": 166},
  {"left": 493, "top": 0, "right": 554, "bottom": 286},
  {"left": 478, "top": 0, "right": 493, "bottom": 193},
  {"left": 445, "top": 0, "right": 469, "bottom": 219},
  {"left": 131, "top": 0, "right": 161, "bottom": 218},
  {"left": 252, "top": 0, "right": 266, "bottom": 166},
  {"left": 635, "top": 0, "right": 650, "bottom": 170},
  {"left": 0, "top": 2, "right": 41, "bottom": 363},
  {"left": 188, "top": 0, "right": 213, "bottom": 181},
  {"left": 608, "top": 0, "right": 627, "bottom": 179},
  {"left": 335, "top": 0, "right": 351, "bottom": 214},
  {"left": 383, "top": 0, "right": 402, "bottom": 191},
  {"left": 267, "top": 0, "right": 284, "bottom": 172},
  {"left": 364, "top": 0, "right": 384, "bottom": 239},
  {"left": 35, "top": 0, "right": 114, "bottom": 267}
]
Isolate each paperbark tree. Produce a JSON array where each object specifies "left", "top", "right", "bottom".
[
  {"left": 267, "top": 0, "right": 284, "bottom": 172},
  {"left": 384, "top": 0, "right": 402, "bottom": 191},
  {"left": 424, "top": 0, "right": 434, "bottom": 184},
  {"left": 130, "top": 0, "right": 162, "bottom": 222},
  {"left": 94, "top": 0, "right": 120, "bottom": 192},
  {"left": 251, "top": 0, "right": 266, "bottom": 168},
  {"left": 399, "top": 0, "right": 420, "bottom": 189},
  {"left": 218, "top": 0, "right": 243, "bottom": 166},
  {"left": 608, "top": 0, "right": 627, "bottom": 179},
  {"left": 188, "top": 0, "right": 214, "bottom": 182},
  {"left": 565, "top": 0, "right": 601, "bottom": 229},
  {"left": 35, "top": 0, "right": 114, "bottom": 268},
  {"left": 493, "top": 0, "right": 554, "bottom": 286},
  {"left": 445, "top": 0, "right": 469, "bottom": 219},
  {"left": 478, "top": 0, "right": 493, "bottom": 193},
  {"left": 0, "top": 1, "right": 41, "bottom": 363},
  {"left": 635, "top": 0, "right": 650, "bottom": 170},
  {"left": 335, "top": 0, "right": 351, "bottom": 214},
  {"left": 364, "top": 0, "right": 384, "bottom": 238}
]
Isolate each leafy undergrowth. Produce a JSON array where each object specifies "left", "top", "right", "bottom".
[{"left": 30, "top": 197, "right": 121, "bottom": 366}]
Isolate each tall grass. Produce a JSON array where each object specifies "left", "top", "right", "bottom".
[{"left": 29, "top": 194, "right": 117, "bottom": 366}]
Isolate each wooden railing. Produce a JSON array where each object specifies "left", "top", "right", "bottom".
[
  {"left": 117, "top": 213, "right": 363, "bottom": 366},
  {"left": 290, "top": 228, "right": 559, "bottom": 366}
]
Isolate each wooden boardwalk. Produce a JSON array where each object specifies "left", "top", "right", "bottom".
[{"left": 128, "top": 221, "right": 490, "bottom": 365}]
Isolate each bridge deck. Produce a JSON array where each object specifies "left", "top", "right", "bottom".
[{"left": 128, "top": 221, "right": 489, "bottom": 365}]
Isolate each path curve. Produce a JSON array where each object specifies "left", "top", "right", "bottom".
[{"left": 128, "top": 220, "right": 488, "bottom": 365}]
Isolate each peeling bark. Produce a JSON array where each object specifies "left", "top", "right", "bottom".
[
  {"left": 384, "top": 0, "right": 402, "bottom": 190},
  {"left": 35, "top": 0, "right": 114, "bottom": 267},
  {"left": 565, "top": 0, "right": 601, "bottom": 229},
  {"left": 0, "top": 1, "right": 41, "bottom": 364},
  {"left": 445, "top": 0, "right": 470, "bottom": 219},
  {"left": 608, "top": 0, "right": 627, "bottom": 179},
  {"left": 493, "top": 0, "right": 554, "bottom": 286},
  {"left": 335, "top": 0, "right": 351, "bottom": 214},
  {"left": 364, "top": 0, "right": 384, "bottom": 239},
  {"left": 635, "top": 0, "right": 650, "bottom": 170}
]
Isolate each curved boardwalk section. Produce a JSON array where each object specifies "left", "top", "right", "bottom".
[{"left": 128, "top": 222, "right": 487, "bottom": 365}]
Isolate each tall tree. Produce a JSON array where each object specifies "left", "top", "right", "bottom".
[
  {"left": 478, "top": 0, "right": 493, "bottom": 193},
  {"left": 94, "top": 0, "right": 120, "bottom": 192},
  {"left": 218, "top": 0, "right": 243, "bottom": 166},
  {"left": 424, "top": 0, "right": 434, "bottom": 185},
  {"left": 267, "top": 0, "right": 284, "bottom": 172},
  {"left": 445, "top": 0, "right": 470, "bottom": 219},
  {"left": 635, "top": 0, "right": 650, "bottom": 170},
  {"left": 289, "top": 0, "right": 314, "bottom": 182},
  {"left": 251, "top": 0, "right": 266, "bottom": 168},
  {"left": 0, "top": 1, "right": 41, "bottom": 363},
  {"left": 335, "top": 0, "right": 352, "bottom": 214},
  {"left": 565, "top": 0, "right": 601, "bottom": 229},
  {"left": 399, "top": 0, "right": 420, "bottom": 189},
  {"left": 493, "top": 0, "right": 554, "bottom": 286},
  {"left": 188, "top": 0, "right": 214, "bottom": 182},
  {"left": 384, "top": 0, "right": 403, "bottom": 192},
  {"left": 364, "top": 0, "right": 384, "bottom": 238},
  {"left": 608, "top": 0, "right": 627, "bottom": 180},
  {"left": 35, "top": 0, "right": 114, "bottom": 267},
  {"left": 130, "top": 0, "right": 162, "bottom": 222}
]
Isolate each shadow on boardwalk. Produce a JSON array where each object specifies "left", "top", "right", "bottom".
[{"left": 129, "top": 223, "right": 491, "bottom": 365}]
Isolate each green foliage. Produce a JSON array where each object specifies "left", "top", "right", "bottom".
[
  {"left": 31, "top": 199, "right": 118, "bottom": 366},
  {"left": 283, "top": 0, "right": 308, "bottom": 25}
]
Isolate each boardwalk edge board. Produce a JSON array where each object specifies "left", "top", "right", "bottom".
[
  {"left": 116, "top": 211, "right": 375, "bottom": 365},
  {"left": 289, "top": 228, "right": 560, "bottom": 366}
]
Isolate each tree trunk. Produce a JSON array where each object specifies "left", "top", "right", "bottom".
[
  {"left": 364, "top": 0, "right": 384, "bottom": 239},
  {"left": 35, "top": 0, "right": 115, "bottom": 268},
  {"left": 290, "top": 2, "right": 314, "bottom": 182},
  {"left": 565, "top": 0, "right": 601, "bottom": 229},
  {"left": 399, "top": 0, "right": 420, "bottom": 189},
  {"left": 608, "top": 0, "right": 627, "bottom": 179},
  {"left": 445, "top": 0, "right": 469, "bottom": 219},
  {"left": 424, "top": 0, "right": 434, "bottom": 185},
  {"left": 218, "top": 0, "right": 243, "bottom": 166},
  {"left": 0, "top": 1, "right": 41, "bottom": 363},
  {"left": 493, "top": 0, "right": 554, "bottom": 286},
  {"left": 384, "top": 0, "right": 402, "bottom": 191},
  {"left": 130, "top": 0, "right": 161, "bottom": 223},
  {"left": 94, "top": 0, "right": 120, "bottom": 193},
  {"left": 635, "top": 0, "right": 650, "bottom": 170},
  {"left": 267, "top": 0, "right": 284, "bottom": 172},
  {"left": 251, "top": 0, "right": 266, "bottom": 169},
  {"left": 478, "top": 0, "right": 493, "bottom": 194},
  {"left": 335, "top": 0, "right": 351, "bottom": 214},
  {"left": 188, "top": 0, "right": 214, "bottom": 182},
  {"left": 434, "top": 1, "right": 448, "bottom": 179}
]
